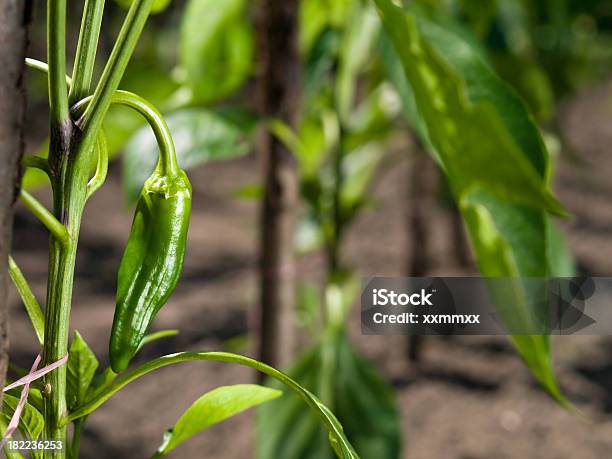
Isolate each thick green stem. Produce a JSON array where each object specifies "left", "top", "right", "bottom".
[
  {"left": 47, "top": 0, "right": 72, "bottom": 166},
  {"left": 43, "top": 239, "right": 78, "bottom": 456},
  {"left": 47, "top": 0, "right": 70, "bottom": 128},
  {"left": 79, "top": 0, "right": 154, "bottom": 136},
  {"left": 69, "top": 418, "right": 84, "bottom": 459},
  {"left": 42, "top": 146, "right": 89, "bottom": 459}
]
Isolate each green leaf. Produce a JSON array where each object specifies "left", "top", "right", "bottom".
[
  {"left": 339, "top": 143, "right": 383, "bottom": 223},
  {"left": 299, "top": 0, "right": 352, "bottom": 56},
  {"left": 325, "top": 270, "right": 361, "bottom": 330},
  {"left": 269, "top": 112, "right": 338, "bottom": 179},
  {"left": 546, "top": 220, "right": 575, "bottom": 277},
  {"left": 374, "top": 0, "right": 564, "bottom": 213},
  {"left": 296, "top": 281, "right": 321, "bottom": 330},
  {"left": 67, "top": 331, "right": 99, "bottom": 411},
  {"left": 374, "top": 0, "right": 571, "bottom": 405},
  {"left": 65, "top": 352, "right": 358, "bottom": 459},
  {"left": 257, "top": 332, "right": 400, "bottom": 459},
  {"left": 180, "top": 0, "right": 254, "bottom": 103},
  {"left": 335, "top": 3, "right": 380, "bottom": 122},
  {"left": 232, "top": 183, "right": 263, "bottom": 200},
  {"left": 114, "top": 0, "right": 172, "bottom": 14},
  {"left": 0, "top": 417, "right": 25, "bottom": 459},
  {"left": 122, "top": 108, "right": 253, "bottom": 201},
  {"left": 8, "top": 256, "right": 44, "bottom": 345},
  {"left": 1, "top": 394, "right": 44, "bottom": 441},
  {"left": 156, "top": 384, "right": 281, "bottom": 455}
]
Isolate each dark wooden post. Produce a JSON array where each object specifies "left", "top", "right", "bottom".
[
  {"left": 406, "top": 147, "right": 438, "bottom": 362},
  {"left": 255, "top": 0, "right": 300, "bottom": 374},
  {"left": 0, "top": 0, "right": 30, "bottom": 395}
]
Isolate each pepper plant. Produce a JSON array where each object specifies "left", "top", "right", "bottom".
[
  {"left": 2, "top": 1, "right": 358, "bottom": 458},
  {"left": 257, "top": 2, "right": 403, "bottom": 457},
  {"left": 258, "top": 1, "right": 582, "bottom": 455}
]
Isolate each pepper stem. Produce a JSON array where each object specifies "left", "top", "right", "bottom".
[{"left": 71, "top": 91, "right": 179, "bottom": 178}]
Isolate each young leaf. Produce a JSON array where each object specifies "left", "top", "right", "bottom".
[
  {"left": 155, "top": 384, "right": 281, "bottom": 456},
  {"left": 122, "top": 108, "right": 254, "bottom": 201},
  {"left": 257, "top": 332, "right": 400, "bottom": 459},
  {"left": 1, "top": 394, "right": 44, "bottom": 441},
  {"left": 180, "top": 0, "right": 254, "bottom": 103},
  {"left": 374, "top": 0, "right": 571, "bottom": 405},
  {"left": 335, "top": 2, "right": 380, "bottom": 122},
  {"left": 67, "top": 331, "right": 99, "bottom": 411}
]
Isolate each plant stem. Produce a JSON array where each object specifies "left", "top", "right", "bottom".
[
  {"left": 22, "top": 155, "right": 51, "bottom": 176},
  {"left": 40, "top": 3, "right": 154, "bottom": 456},
  {"left": 43, "top": 237, "right": 78, "bottom": 457},
  {"left": 79, "top": 0, "right": 153, "bottom": 134},
  {"left": 42, "top": 147, "right": 90, "bottom": 459},
  {"left": 72, "top": 0, "right": 154, "bottom": 200},
  {"left": 20, "top": 190, "right": 69, "bottom": 245},
  {"left": 47, "top": 0, "right": 72, "bottom": 163},
  {"left": 69, "top": 418, "right": 84, "bottom": 459},
  {"left": 328, "top": 127, "right": 345, "bottom": 275},
  {"left": 69, "top": 0, "right": 106, "bottom": 106},
  {"left": 72, "top": 91, "right": 179, "bottom": 177}
]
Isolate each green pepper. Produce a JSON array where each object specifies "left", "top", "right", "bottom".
[{"left": 110, "top": 168, "right": 191, "bottom": 373}]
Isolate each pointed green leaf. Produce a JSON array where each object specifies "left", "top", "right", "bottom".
[
  {"left": 1, "top": 394, "right": 44, "bottom": 441},
  {"left": 335, "top": 3, "right": 380, "bottom": 122},
  {"left": 374, "top": 0, "right": 564, "bottom": 214},
  {"left": 180, "top": 0, "right": 254, "bottom": 103},
  {"left": 67, "top": 331, "right": 99, "bottom": 411},
  {"left": 374, "top": 0, "right": 572, "bottom": 405},
  {"left": 8, "top": 256, "right": 44, "bottom": 344},
  {"left": 156, "top": 384, "right": 281, "bottom": 455}
]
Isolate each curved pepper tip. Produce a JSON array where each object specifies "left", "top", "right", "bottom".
[{"left": 109, "top": 349, "right": 132, "bottom": 374}]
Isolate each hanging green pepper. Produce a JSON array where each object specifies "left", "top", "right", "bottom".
[
  {"left": 94, "top": 91, "right": 192, "bottom": 373},
  {"left": 110, "top": 169, "right": 191, "bottom": 372}
]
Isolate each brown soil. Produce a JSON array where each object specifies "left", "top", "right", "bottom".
[{"left": 9, "top": 80, "right": 612, "bottom": 459}]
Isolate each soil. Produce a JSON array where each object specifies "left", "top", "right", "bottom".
[{"left": 8, "top": 80, "right": 612, "bottom": 459}]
